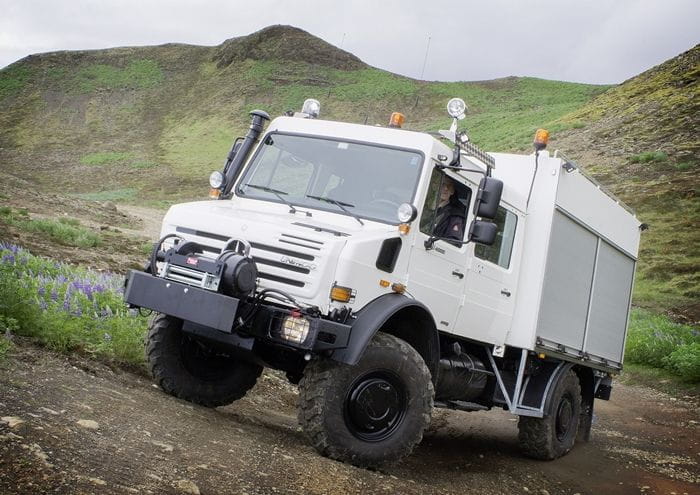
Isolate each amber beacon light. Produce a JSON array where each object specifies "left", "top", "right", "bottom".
[
  {"left": 389, "top": 112, "right": 405, "bottom": 128},
  {"left": 533, "top": 128, "right": 549, "bottom": 151}
]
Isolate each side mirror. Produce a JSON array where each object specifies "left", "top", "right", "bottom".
[
  {"left": 468, "top": 219, "right": 497, "bottom": 245},
  {"left": 472, "top": 177, "right": 503, "bottom": 220}
]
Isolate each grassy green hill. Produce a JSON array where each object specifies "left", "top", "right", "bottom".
[
  {"left": 0, "top": 25, "right": 697, "bottom": 320},
  {"left": 553, "top": 44, "right": 699, "bottom": 320}
]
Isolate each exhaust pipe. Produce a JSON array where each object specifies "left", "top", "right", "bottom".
[{"left": 221, "top": 110, "right": 270, "bottom": 198}]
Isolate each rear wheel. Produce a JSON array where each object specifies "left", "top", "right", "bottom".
[
  {"left": 518, "top": 369, "right": 582, "bottom": 460},
  {"left": 146, "top": 314, "right": 262, "bottom": 407},
  {"left": 298, "top": 333, "right": 433, "bottom": 467}
]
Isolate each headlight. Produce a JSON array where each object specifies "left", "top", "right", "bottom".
[
  {"left": 397, "top": 203, "right": 417, "bottom": 223},
  {"left": 447, "top": 98, "right": 467, "bottom": 120},
  {"left": 209, "top": 171, "right": 224, "bottom": 188},
  {"left": 301, "top": 98, "right": 321, "bottom": 118},
  {"left": 278, "top": 315, "right": 311, "bottom": 344}
]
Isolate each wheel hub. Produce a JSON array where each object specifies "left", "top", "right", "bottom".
[
  {"left": 555, "top": 394, "right": 574, "bottom": 441},
  {"left": 345, "top": 372, "right": 407, "bottom": 442}
]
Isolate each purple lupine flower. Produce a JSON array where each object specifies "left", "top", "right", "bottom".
[
  {"left": 39, "top": 300, "right": 48, "bottom": 311},
  {"left": 50, "top": 289, "right": 58, "bottom": 302},
  {"left": 38, "top": 286, "right": 46, "bottom": 297},
  {"left": 73, "top": 308, "right": 82, "bottom": 317},
  {"left": 1, "top": 254, "right": 15, "bottom": 264},
  {"left": 63, "top": 299, "right": 71, "bottom": 311}
]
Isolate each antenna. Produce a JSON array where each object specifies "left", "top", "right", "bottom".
[
  {"left": 419, "top": 35, "right": 431, "bottom": 80},
  {"left": 415, "top": 35, "right": 431, "bottom": 108},
  {"left": 328, "top": 33, "right": 347, "bottom": 98}
]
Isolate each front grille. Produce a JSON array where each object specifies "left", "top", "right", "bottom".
[{"left": 173, "top": 227, "right": 330, "bottom": 291}]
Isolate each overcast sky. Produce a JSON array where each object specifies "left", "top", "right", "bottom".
[{"left": 1, "top": 0, "right": 698, "bottom": 84}]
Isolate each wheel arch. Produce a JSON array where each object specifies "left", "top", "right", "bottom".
[{"left": 331, "top": 293, "right": 440, "bottom": 384}]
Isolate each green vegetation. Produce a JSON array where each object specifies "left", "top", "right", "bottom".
[
  {"left": 129, "top": 160, "right": 158, "bottom": 169},
  {"left": 0, "top": 244, "right": 147, "bottom": 367},
  {"left": 0, "top": 208, "right": 101, "bottom": 248},
  {"left": 0, "top": 65, "right": 31, "bottom": 99},
  {"left": 75, "top": 188, "right": 137, "bottom": 202},
  {"left": 81, "top": 151, "right": 132, "bottom": 165},
  {"left": 75, "top": 59, "right": 163, "bottom": 92},
  {"left": 629, "top": 151, "right": 669, "bottom": 164},
  {"left": 0, "top": 316, "right": 17, "bottom": 361},
  {"left": 625, "top": 309, "right": 700, "bottom": 382}
]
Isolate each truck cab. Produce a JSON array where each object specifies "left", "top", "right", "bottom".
[{"left": 125, "top": 99, "right": 641, "bottom": 467}]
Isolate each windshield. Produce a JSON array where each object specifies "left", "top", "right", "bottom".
[{"left": 236, "top": 133, "right": 424, "bottom": 224}]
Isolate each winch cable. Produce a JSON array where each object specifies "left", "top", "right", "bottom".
[{"left": 149, "top": 234, "right": 183, "bottom": 275}]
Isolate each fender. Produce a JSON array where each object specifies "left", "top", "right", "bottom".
[
  {"left": 542, "top": 361, "right": 576, "bottom": 415},
  {"left": 331, "top": 293, "right": 440, "bottom": 381}
]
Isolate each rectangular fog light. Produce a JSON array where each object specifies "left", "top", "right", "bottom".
[{"left": 278, "top": 315, "right": 311, "bottom": 345}]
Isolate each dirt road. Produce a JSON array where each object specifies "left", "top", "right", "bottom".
[{"left": 0, "top": 345, "right": 697, "bottom": 495}]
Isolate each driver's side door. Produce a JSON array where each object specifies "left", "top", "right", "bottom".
[{"left": 406, "top": 169, "right": 472, "bottom": 332}]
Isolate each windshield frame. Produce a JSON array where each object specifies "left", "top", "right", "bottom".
[{"left": 234, "top": 131, "right": 426, "bottom": 225}]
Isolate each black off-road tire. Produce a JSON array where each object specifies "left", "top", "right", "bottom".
[
  {"left": 518, "top": 369, "right": 582, "bottom": 460},
  {"left": 146, "top": 314, "right": 262, "bottom": 407},
  {"left": 298, "top": 332, "right": 433, "bottom": 468}
]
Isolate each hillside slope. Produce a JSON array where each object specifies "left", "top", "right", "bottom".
[
  {"left": 0, "top": 25, "right": 607, "bottom": 200},
  {"left": 554, "top": 45, "right": 699, "bottom": 320},
  {"left": 0, "top": 26, "right": 696, "bottom": 319}
]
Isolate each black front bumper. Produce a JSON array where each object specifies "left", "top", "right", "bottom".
[{"left": 124, "top": 270, "right": 351, "bottom": 352}]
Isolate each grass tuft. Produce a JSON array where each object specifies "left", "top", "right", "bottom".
[
  {"left": 81, "top": 151, "right": 132, "bottom": 166},
  {"left": 0, "top": 208, "right": 101, "bottom": 248},
  {"left": 629, "top": 151, "right": 669, "bottom": 164},
  {"left": 625, "top": 309, "right": 700, "bottom": 382},
  {"left": 75, "top": 188, "right": 137, "bottom": 202}
]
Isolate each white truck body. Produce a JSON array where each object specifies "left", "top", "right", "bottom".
[{"left": 161, "top": 115, "right": 640, "bottom": 372}]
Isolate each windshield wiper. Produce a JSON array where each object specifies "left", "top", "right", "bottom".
[
  {"left": 243, "top": 183, "right": 302, "bottom": 215},
  {"left": 306, "top": 195, "right": 364, "bottom": 226}
]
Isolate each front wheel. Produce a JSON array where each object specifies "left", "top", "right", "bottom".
[
  {"left": 298, "top": 333, "right": 433, "bottom": 468},
  {"left": 518, "top": 369, "right": 582, "bottom": 460},
  {"left": 146, "top": 314, "right": 263, "bottom": 407}
]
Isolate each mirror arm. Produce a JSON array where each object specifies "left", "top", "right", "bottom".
[{"left": 424, "top": 235, "right": 473, "bottom": 250}]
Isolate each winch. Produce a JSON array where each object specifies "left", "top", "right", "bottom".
[{"left": 154, "top": 236, "right": 257, "bottom": 298}]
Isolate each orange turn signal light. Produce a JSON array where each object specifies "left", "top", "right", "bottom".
[
  {"left": 330, "top": 285, "right": 354, "bottom": 303},
  {"left": 389, "top": 112, "right": 405, "bottom": 128},
  {"left": 398, "top": 223, "right": 410, "bottom": 235},
  {"left": 379, "top": 280, "right": 391, "bottom": 288},
  {"left": 209, "top": 187, "right": 221, "bottom": 199},
  {"left": 533, "top": 128, "right": 549, "bottom": 150}
]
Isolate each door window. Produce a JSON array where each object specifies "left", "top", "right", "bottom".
[
  {"left": 419, "top": 168, "right": 471, "bottom": 246},
  {"left": 474, "top": 206, "right": 517, "bottom": 268}
]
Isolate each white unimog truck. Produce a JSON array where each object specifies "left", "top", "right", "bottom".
[{"left": 124, "top": 98, "right": 641, "bottom": 467}]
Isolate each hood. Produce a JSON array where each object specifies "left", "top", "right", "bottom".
[{"left": 160, "top": 199, "right": 393, "bottom": 310}]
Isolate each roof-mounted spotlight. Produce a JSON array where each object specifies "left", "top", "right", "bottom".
[
  {"left": 447, "top": 98, "right": 467, "bottom": 120},
  {"left": 300, "top": 98, "right": 321, "bottom": 119}
]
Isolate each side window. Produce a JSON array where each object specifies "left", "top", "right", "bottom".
[
  {"left": 419, "top": 168, "right": 471, "bottom": 245},
  {"left": 474, "top": 207, "right": 517, "bottom": 268}
]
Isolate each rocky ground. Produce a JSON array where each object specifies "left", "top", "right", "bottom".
[{"left": 0, "top": 344, "right": 697, "bottom": 495}]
